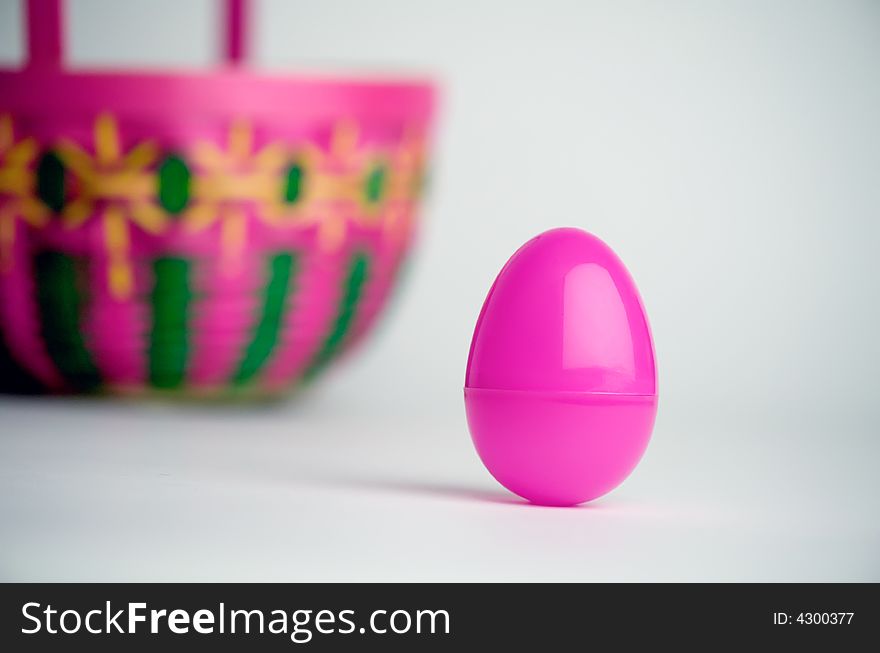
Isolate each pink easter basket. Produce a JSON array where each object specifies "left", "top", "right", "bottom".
[{"left": 0, "top": 0, "right": 436, "bottom": 396}]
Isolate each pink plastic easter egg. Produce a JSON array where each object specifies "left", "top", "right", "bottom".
[{"left": 464, "top": 228, "right": 658, "bottom": 506}]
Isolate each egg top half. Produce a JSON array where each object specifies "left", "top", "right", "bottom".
[{"left": 465, "top": 228, "right": 656, "bottom": 396}]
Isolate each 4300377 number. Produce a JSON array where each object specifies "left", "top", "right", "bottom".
[{"left": 797, "top": 612, "right": 854, "bottom": 625}]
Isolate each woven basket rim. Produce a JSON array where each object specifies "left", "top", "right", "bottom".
[{"left": 0, "top": 68, "right": 437, "bottom": 124}]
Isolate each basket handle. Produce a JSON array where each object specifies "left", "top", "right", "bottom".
[
  {"left": 26, "top": 0, "right": 250, "bottom": 69},
  {"left": 223, "top": 0, "right": 248, "bottom": 66},
  {"left": 25, "top": 0, "right": 62, "bottom": 69}
]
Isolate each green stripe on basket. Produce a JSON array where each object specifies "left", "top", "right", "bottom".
[
  {"left": 149, "top": 257, "right": 192, "bottom": 389},
  {"left": 34, "top": 251, "right": 101, "bottom": 391},
  {"left": 303, "top": 252, "right": 370, "bottom": 381},
  {"left": 233, "top": 252, "right": 298, "bottom": 385}
]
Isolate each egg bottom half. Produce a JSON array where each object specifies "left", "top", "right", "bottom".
[{"left": 464, "top": 388, "right": 658, "bottom": 506}]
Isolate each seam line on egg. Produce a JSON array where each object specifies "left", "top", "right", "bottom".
[{"left": 464, "top": 387, "right": 656, "bottom": 398}]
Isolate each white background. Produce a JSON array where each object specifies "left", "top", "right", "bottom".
[{"left": 1, "top": 0, "right": 878, "bottom": 581}]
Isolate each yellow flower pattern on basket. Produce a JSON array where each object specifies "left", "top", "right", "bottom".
[
  {"left": 1, "top": 113, "right": 426, "bottom": 287},
  {"left": 56, "top": 113, "right": 165, "bottom": 299},
  {"left": 0, "top": 115, "right": 49, "bottom": 273}
]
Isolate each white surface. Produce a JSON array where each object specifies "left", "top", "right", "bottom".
[{"left": 1, "top": 393, "right": 877, "bottom": 582}]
